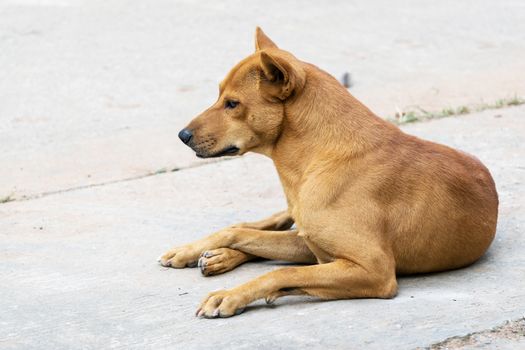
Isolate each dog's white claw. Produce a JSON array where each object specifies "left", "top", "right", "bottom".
[
  {"left": 158, "top": 256, "right": 170, "bottom": 267},
  {"left": 198, "top": 257, "right": 208, "bottom": 275},
  {"left": 196, "top": 308, "right": 204, "bottom": 317},
  {"left": 201, "top": 251, "right": 214, "bottom": 258},
  {"left": 212, "top": 308, "right": 220, "bottom": 317}
]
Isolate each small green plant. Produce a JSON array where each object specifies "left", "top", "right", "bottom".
[
  {"left": 503, "top": 95, "right": 524, "bottom": 106},
  {"left": 0, "top": 195, "right": 14, "bottom": 203},
  {"left": 154, "top": 168, "right": 168, "bottom": 175},
  {"left": 485, "top": 95, "right": 525, "bottom": 110},
  {"left": 390, "top": 95, "right": 524, "bottom": 125},
  {"left": 441, "top": 108, "right": 456, "bottom": 117},
  {"left": 495, "top": 99, "right": 506, "bottom": 108},
  {"left": 400, "top": 111, "right": 419, "bottom": 123},
  {"left": 456, "top": 106, "right": 470, "bottom": 115}
]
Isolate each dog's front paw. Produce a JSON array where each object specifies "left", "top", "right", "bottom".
[
  {"left": 196, "top": 289, "right": 247, "bottom": 318},
  {"left": 198, "top": 248, "right": 250, "bottom": 276},
  {"left": 158, "top": 244, "right": 201, "bottom": 268}
]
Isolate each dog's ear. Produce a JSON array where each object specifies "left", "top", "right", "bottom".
[
  {"left": 255, "top": 27, "right": 278, "bottom": 51},
  {"left": 259, "top": 51, "right": 305, "bottom": 101}
]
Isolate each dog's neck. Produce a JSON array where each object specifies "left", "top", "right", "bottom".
[{"left": 270, "top": 64, "right": 399, "bottom": 179}]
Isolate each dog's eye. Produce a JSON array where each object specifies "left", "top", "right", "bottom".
[{"left": 225, "top": 100, "right": 239, "bottom": 109}]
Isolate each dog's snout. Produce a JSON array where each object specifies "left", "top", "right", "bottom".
[{"left": 178, "top": 128, "right": 193, "bottom": 144}]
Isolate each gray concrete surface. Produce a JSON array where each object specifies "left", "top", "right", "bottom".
[
  {"left": 1, "top": 105, "right": 525, "bottom": 349},
  {"left": 1, "top": 0, "right": 525, "bottom": 199},
  {"left": 2, "top": 0, "right": 525, "bottom": 348}
]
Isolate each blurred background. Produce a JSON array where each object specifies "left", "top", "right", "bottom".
[{"left": 1, "top": 0, "right": 524, "bottom": 201}]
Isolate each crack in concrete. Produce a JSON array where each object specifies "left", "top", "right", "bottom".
[
  {"left": 421, "top": 317, "right": 525, "bottom": 349},
  {"left": 4, "top": 157, "right": 235, "bottom": 204},
  {"left": 3, "top": 101, "right": 522, "bottom": 205}
]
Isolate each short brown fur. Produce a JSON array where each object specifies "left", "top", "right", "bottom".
[{"left": 160, "top": 28, "right": 498, "bottom": 318}]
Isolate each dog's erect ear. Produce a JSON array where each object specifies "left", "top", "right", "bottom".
[
  {"left": 259, "top": 51, "right": 305, "bottom": 101},
  {"left": 255, "top": 27, "right": 278, "bottom": 51}
]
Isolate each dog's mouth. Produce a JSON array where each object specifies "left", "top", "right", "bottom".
[{"left": 196, "top": 145, "right": 240, "bottom": 158}]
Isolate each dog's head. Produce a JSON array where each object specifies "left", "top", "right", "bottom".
[{"left": 178, "top": 27, "right": 305, "bottom": 158}]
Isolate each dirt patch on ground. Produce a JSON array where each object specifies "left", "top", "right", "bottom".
[{"left": 425, "top": 318, "right": 525, "bottom": 349}]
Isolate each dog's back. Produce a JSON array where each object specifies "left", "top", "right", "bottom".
[{"left": 366, "top": 132, "right": 498, "bottom": 273}]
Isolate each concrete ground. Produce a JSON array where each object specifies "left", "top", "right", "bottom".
[
  {"left": 1, "top": 0, "right": 525, "bottom": 200},
  {"left": 1, "top": 0, "right": 525, "bottom": 349},
  {"left": 2, "top": 106, "right": 525, "bottom": 349}
]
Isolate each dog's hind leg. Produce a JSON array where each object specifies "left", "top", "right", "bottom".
[
  {"left": 230, "top": 210, "right": 294, "bottom": 231},
  {"left": 197, "top": 257, "right": 398, "bottom": 318}
]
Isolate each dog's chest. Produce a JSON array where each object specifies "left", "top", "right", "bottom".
[{"left": 275, "top": 168, "right": 301, "bottom": 212}]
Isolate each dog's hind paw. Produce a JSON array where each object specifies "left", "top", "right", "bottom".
[{"left": 196, "top": 289, "right": 247, "bottom": 318}]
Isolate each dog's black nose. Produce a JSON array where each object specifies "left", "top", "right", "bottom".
[{"left": 178, "top": 128, "right": 193, "bottom": 144}]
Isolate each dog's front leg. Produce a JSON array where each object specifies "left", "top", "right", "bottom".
[
  {"left": 196, "top": 257, "right": 397, "bottom": 318},
  {"left": 159, "top": 229, "right": 236, "bottom": 268},
  {"left": 196, "top": 227, "right": 317, "bottom": 276},
  {"left": 191, "top": 211, "right": 295, "bottom": 275},
  {"left": 159, "top": 211, "right": 293, "bottom": 270},
  {"left": 159, "top": 227, "right": 314, "bottom": 272}
]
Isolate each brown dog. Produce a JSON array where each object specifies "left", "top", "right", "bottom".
[{"left": 160, "top": 28, "right": 498, "bottom": 318}]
